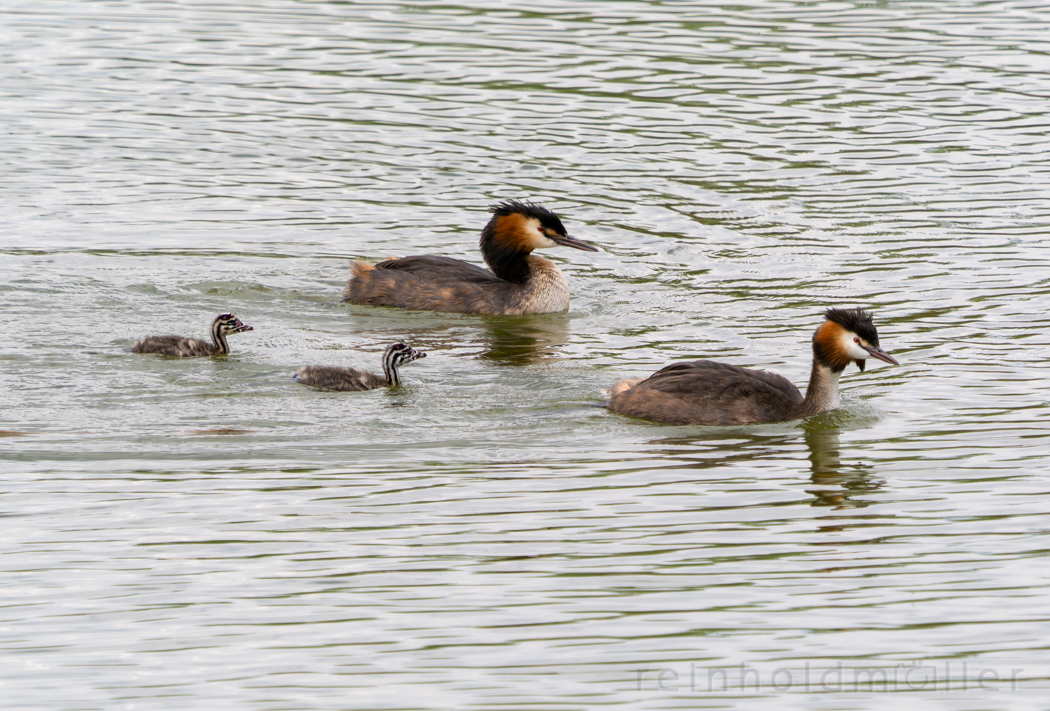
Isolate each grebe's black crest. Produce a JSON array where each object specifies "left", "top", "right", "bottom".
[
  {"left": 825, "top": 308, "right": 879, "bottom": 345},
  {"left": 490, "top": 199, "right": 566, "bottom": 236}
]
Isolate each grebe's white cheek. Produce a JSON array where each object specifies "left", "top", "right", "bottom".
[
  {"left": 537, "top": 230, "right": 560, "bottom": 249},
  {"left": 843, "top": 333, "right": 870, "bottom": 359},
  {"left": 525, "top": 220, "right": 555, "bottom": 249}
]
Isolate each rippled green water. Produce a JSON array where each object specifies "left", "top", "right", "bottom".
[{"left": 3, "top": 1, "right": 1050, "bottom": 708}]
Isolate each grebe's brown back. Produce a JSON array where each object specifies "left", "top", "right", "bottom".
[
  {"left": 343, "top": 200, "right": 597, "bottom": 315},
  {"left": 606, "top": 308, "right": 898, "bottom": 425},
  {"left": 131, "top": 313, "right": 254, "bottom": 357},
  {"left": 294, "top": 343, "right": 426, "bottom": 391}
]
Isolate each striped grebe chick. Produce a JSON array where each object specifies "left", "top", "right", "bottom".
[
  {"left": 132, "top": 313, "right": 254, "bottom": 357},
  {"left": 294, "top": 343, "right": 426, "bottom": 391},
  {"left": 606, "top": 308, "right": 899, "bottom": 425},
  {"left": 343, "top": 199, "right": 598, "bottom": 315}
]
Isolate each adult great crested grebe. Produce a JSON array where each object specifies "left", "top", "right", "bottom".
[
  {"left": 343, "top": 199, "right": 598, "bottom": 315},
  {"left": 294, "top": 343, "right": 426, "bottom": 391},
  {"left": 605, "top": 308, "right": 898, "bottom": 425},
  {"left": 132, "top": 313, "right": 254, "bottom": 357}
]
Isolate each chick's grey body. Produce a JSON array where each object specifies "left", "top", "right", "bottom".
[
  {"left": 131, "top": 314, "right": 253, "bottom": 357},
  {"left": 294, "top": 343, "right": 426, "bottom": 391},
  {"left": 293, "top": 366, "right": 390, "bottom": 392},
  {"left": 343, "top": 200, "right": 597, "bottom": 316},
  {"left": 606, "top": 308, "right": 899, "bottom": 425},
  {"left": 132, "top": 335, "right": 224, "bottom": 358}
]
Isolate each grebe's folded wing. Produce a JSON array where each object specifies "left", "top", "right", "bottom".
[
  {"left": 615, "top": 360, "right": 804, "bottom": 424},
  {"left": 642, "top": 361, "right": 802, "bottom": 400},
  {"left": 374, "top": 255, "right": 505, "bottom": 285},
  {"left": 348, "top": 255, "right": 517, "bottom": 313}
]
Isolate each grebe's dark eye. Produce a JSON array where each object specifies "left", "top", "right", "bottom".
[{"left": 853, "top": 337, "right": 860, "bottom": 344}]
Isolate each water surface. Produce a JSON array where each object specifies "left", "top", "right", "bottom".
[{"left": 3, "top": 1, "right": 1050, "bottom": 708}]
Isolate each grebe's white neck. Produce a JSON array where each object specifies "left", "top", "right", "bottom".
[{"left": 796, "top": 360, "right": 843, "bottom": 418}]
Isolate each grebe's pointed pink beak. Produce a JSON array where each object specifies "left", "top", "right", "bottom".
[
  {"left": 863, "top": 345, "right": 898, "bottom": 366},
  {"left": 550, "top": 233, "right": 599, "bottom": 252}
]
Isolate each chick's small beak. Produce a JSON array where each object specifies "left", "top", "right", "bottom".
[
  {"left": 549, "top": 232, "right": 599, "bottom": 252},
  {"left": 236, "top": 321, "right": 254, "bottom": 332},
  {"left": 863, "top": 345, "right": 898, "bottom": 365}
]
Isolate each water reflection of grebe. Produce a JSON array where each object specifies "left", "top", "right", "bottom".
[
  {"left": 641, "top": 424, "right": 883, "bottom": 512},
  {"left": 476, "top": 315, "right": 570, "bottom": 365},
  {"left": 804, "top": 425, "right": 883, "bottom": 513},
  {"left": 344, "top": 200, "right": 598, "bottom": 315},
  {"left": 606, "top": 309, "right": 898, "bottom": 425}
]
